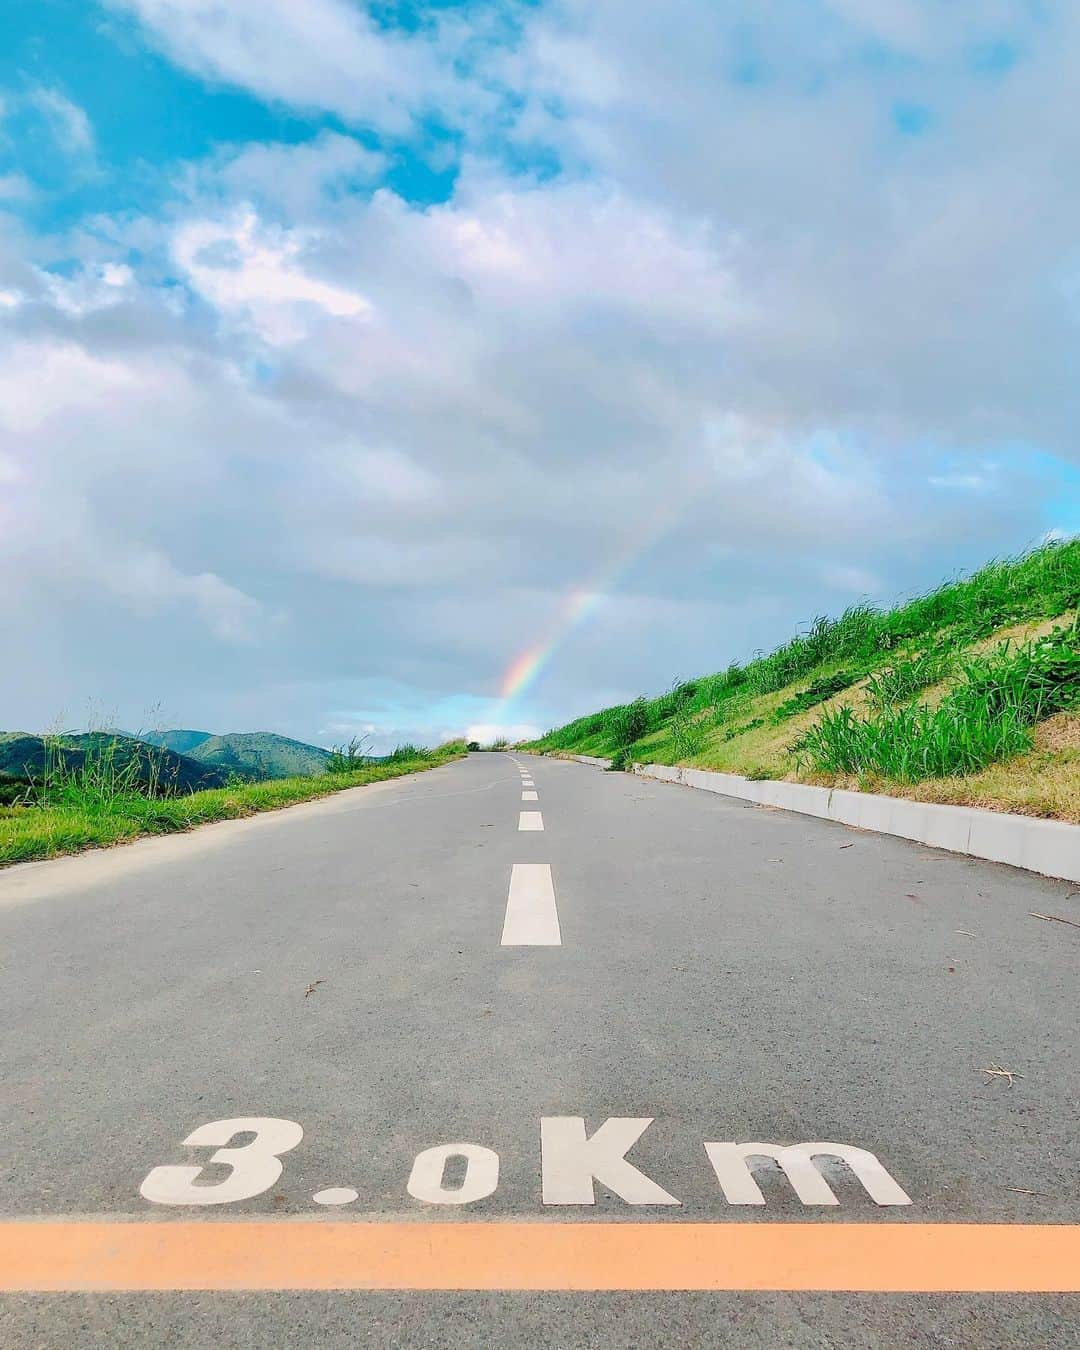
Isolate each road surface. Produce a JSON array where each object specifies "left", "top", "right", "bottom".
[{"left": 1, "top": 753, "right": 1077, "bottom": 1346}]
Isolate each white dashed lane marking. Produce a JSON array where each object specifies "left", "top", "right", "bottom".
[
  {"left": 501, "top": 863, "right": 561, "bottom": 946},
  {"left": 521, "top": 790, "right": 538, "bottom": 801},
  {"left": 518, "top": 811, "right": 544, "bottom": 831}
]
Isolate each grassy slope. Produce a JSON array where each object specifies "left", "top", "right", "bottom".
[
  {"left": 524, "top": 541, "right": 1080, "bottom": 822},
  {"left": 0, "top": 744, "right": 466, "bottom": 867}
]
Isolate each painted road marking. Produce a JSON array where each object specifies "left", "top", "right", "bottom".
[
  {"left": 522, "top": 790, "right": 538, "bottom": 801},
  {"left": 542, "top": 1117, "right": 679, "bottom": 1206},
  {"left": 407, "top": 1144, "right": 500, "bottom": 1205},
  {"left": 139, "top": 1119, "right": 915, "bottom": 1211},
  {"left": 312, "top": 1188, "right": 359, "bottom": 1206},
  {"left": 2, "top": 1222, "right": 1077, "bottom": 1292},
  {"left": 140, "top": 1117, "right": 303, "bottom": 1206},
  {"left": 501, "top": 864, "right": 561, "bottom": 945},
  {"left": 704, "top": 1141, "right": 911, "bottom": 1207},
  {"left": 518, "top": 811, "right": 544, "bottom": 831},
  {"left": 521, "top": 778, "right": 535, "bottom": 787}
]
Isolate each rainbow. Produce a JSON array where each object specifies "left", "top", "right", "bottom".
[
  {"left": 491, "top": 494, "right": 690, "bottom": 723},
  {"left": 498, "top": 588, "right": 605, "bottom": 702}
]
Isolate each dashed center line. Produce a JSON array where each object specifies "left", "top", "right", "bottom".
[
  {"left": 501, "top": 863, "right": 561, "bottom": 945},
  {"left": 518, "top": 811, "right": 544, "bottom": 831},
  {"left": 521, "top": 791, "right": 538, "bottom": 801}
]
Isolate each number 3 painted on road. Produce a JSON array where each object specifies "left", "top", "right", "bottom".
[{"left": 140, "top": 1117, "right": 304, "bottom": 1206}]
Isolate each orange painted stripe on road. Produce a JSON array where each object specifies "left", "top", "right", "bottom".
[{"left": 1, "top": 1222, "right": 1078, "bottom": 1292}]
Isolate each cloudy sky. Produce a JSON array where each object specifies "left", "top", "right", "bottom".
[{"left": 1, "top": 1, "right": 1077, "bottom": 750}]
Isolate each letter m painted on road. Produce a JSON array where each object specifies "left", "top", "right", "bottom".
[{"left": 704, "top": 1141, "right": 911, "bottom": 1207}]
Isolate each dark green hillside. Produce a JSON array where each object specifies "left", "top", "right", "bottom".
[
  {"left": 0, "top": 732, "right": 228, "bottom": 794},
  {"left": 187, "top": 732, "right": 332, "bottom": 780}
]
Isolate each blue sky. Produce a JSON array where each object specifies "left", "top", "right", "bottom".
[{"left": 1, "top": 1, "right": 1077, "bottom": 749}]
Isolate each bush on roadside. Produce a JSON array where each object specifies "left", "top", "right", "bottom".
[{"left": 326, "top": 736, "right": 372, "bottom": 774}]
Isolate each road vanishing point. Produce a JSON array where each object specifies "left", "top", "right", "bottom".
[{"left": 1, "top": 753, "right": 1077, "bottom": 1347}]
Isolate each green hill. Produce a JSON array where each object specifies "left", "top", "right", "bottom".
[
  {"left": 1, "top": 729, "right": 336, "bottom": 794},
  {"left": 0, "top": 732, "right": 229, "bottom": 796},
  {"left": 524, "top": 540, "right": 1080, "bottom": 823},
  {"left": 142, "top": 729, "right": 214, "bottom": 755},
  {"left": 185, "top": 733, "right": 332, "bottom": 780}
]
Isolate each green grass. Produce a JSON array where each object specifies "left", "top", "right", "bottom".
[
  {"left": 863, "top": 649, "right": 955, "bottom": 712},
  {"left": 0, "top": 741, "right": 467, "bottom": 867},
  {"left": 770, "top": 669, "right": 863, "bottom": 722},
  {"left": 795, "top": 625, "right": 1079, "bottom": 782},
  {"left": 522, "top": 539, "right": 1080, "bottom": 814}
]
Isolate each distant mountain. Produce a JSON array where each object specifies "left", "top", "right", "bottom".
[
  {"left": 184, "top": 732, "right": 332, "bottom": 781},
  {"left": 141, "top": 729, "right": 214, "bottom": 755},
  {"left": 0, "top": 729, "right": 336, "bottom": 793},
  {"left": 0, "top": 732, "right": 229, "bottom": 794}
]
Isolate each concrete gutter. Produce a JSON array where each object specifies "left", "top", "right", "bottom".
[{"left": 562, "top": 754, "right": 1080, "bottom": 883}]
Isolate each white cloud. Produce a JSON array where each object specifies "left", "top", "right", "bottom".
[
  {"left": 28, "top": 88, "right": 94, "bottom": 155},
  {"left": 107, "top": 0, "right": 452, "bottom": 131},
  {"left": 0, "top": 171, "right": 35, "bottom": 201},
  {"left": 466, "top": 723, "right": 541, "bottom": 745},
  {"left": 172, "top": 208, "right": 371, "bottom": 343},
  {"left": 180, "top": 131, "right": 387, "bottom": 217},
  {"left": 113, "top": 550, "right": 266, "bottom": 642},
  {"left": 40, "top": 262, "right": 135, "bottom": 315},
  {"left": 0, "top": 341, "right": 144, "bottom": 433}
]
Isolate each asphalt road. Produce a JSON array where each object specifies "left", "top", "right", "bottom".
[{"left": 1, "top": 752, "right": 1077, "bottom": 1346}]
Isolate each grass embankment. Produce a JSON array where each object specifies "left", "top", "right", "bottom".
[
  {"left": 523, "top": 540, "right": 1080, "bottom": 821},
  {"left": 0, "top": 741, "right": 467, "bottom": 868}
]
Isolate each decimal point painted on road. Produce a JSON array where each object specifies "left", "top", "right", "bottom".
[{"left": 313, "top": 1187, "right": 358, "bottom": 1206}]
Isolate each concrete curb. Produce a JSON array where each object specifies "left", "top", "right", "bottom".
[{"left": 562, "top": 754, "right": 1080, "bottom": 883}]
